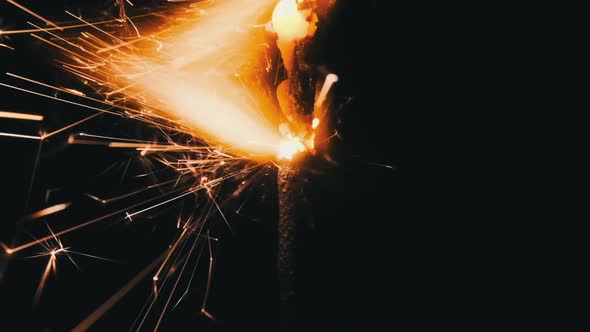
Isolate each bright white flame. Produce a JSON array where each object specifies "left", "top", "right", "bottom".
[
  {"left": 272, "top": 0, "right": 310, "bottom": 42},
  {"left": 278, "top": 134, "right": 306, "bottom": 160}
]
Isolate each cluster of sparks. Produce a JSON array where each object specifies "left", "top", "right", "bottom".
[{"left": 0, "top": 0, "right": 339, "bottom": 330}]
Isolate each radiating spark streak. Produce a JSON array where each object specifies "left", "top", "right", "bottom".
[
  {"left": 153, "top": 227, "right": 189, "bottom": 284},
  {"left": 108, "top": 143, "right": 183, "bottom": 149},
  {"left": 72, "top": 251, "right": 167, "bottom": 332},
  {"left": 68, "top": 138, "right": 110, "bottom": 146},
  {"left": 369, "top": 162, "right": 394, "bottom": 169},
  {"left": 0, "top": 9, "right": 182, "bottom": 35},
  {"left": 42, "top": 113, "right": 103, "bottom": 139},
  {"left": 210, "top": 191, "right": 232, "bottom": 233},
  {"left": 6, "top": 0, "right": 62, "bottom": 30},
  {"left": 3, "top": 185, "right": 194, "bottom": 254},
  {"left": 61, "top": 248, "right": 81, "bottom": 271},
  {"left": 137, "top": 146, "right": 201, "bottom": 152},
  {"left": 126, "top": 163, "right": 262, "bottom": 219},
  {"left": 23, "top": 203, "right": 72, "bottom": 221},
  {"left": 152, "top": 234, "right": 202, "bottom": 332},
  {"left": 85, "top": 179, "right": 179, "bottom": 204},
  {"left": 0, "top": 132, "right": 42, "bottom": 140},
  {"left": 4, "top": 73, "right": 143, "bottom": 119},
  {"left": 177, "top": 158, "right": 239, "bottom": 164},
  {"left": 78, "top": 133, "right": 156, "bottom": 144},
  {"left": 136, "top": 221, "right": 205, "bottom": 326},
  {"left": 134, "top": 234, "right": 199, "bottom": 332},
  {"left": 33, "top": 253, "right": 55, "bottom": 305},
  {"left": 96, "top": 37, "right": 146, "bottom": 54},
  {"left": 125, "top": 187, "right": 204, "bottom": 220},
  {"left": 0, "top": 82, "right": 120, "bottom": 117},
  {"left": 0, "top": 43, "right": 15, "bottom": 50},
  {"left": 200, "top": 232, "right": 215, "bottom": 320},
  {"left": 66, "top": 250, "right": 118, "bottom": 263},
  {"left": 126, "top": 17, "right": 141, "bottom": 38},
  {"left": 26, "top": 22, "right": 103, "bottom": 61},
  {"left": 84, "top": 193, "right": 105, "bottom": 204},
  {"left": 78, "top": 133, "right": 205, "bottom": 150},
  {"left": 171, "top": 242, "right": 204, "bottom": 310},
  {"left": 0, "top": 110, "right": 43, "bottom": 121},
  {"left": 64, "top": 11, "right": 126, "bottom": 46},
  {"left": 149, "top": 199, "right": 218, "bottom": 315},
  {"left": 316, "top": 132, "right": 338, "bottom": 146},
  {"left": 117, "top": 0, "right": 127, "bottom": 21},
  {"left": 78, "top": 31, "right": 117, "bottom": 52},
  {"left": 29, "top": 33, "right": 95, "bottom": 64}
]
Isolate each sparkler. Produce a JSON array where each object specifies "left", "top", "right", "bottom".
[
  {"left": 272, "top": 0, "right": 320, "bottom": 326},
  {"left": 0, "top": 0, "right": 338, "bottom": 329}
]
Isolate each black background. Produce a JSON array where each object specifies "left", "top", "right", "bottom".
[{"left": 0, "top": 1, "right": 586, "bottom": 330}]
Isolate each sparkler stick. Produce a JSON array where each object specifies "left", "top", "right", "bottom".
[{"left": 272, "top": 0, "right": 327, "bottom": 326}]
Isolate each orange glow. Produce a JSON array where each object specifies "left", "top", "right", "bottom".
[
  {"left": 312, "top": 117, "right": 320, "bottom": 129},
  {"left": 0, "top": 111, "right": 44, "bottom": 121},
  {"left": 101, "top": 0, "right": 284, "bottom": 159},
  {"left": 24, "top": 203, "right": 71, "bottom": 221},
  {"left": 272, "top": 0, "right": 321, "bottom": 160},
  {"left": 278, "top": 134, "right": 306, "bottom": 160}
]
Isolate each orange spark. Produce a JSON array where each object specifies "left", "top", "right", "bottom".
[
  {"left": 0, "top": 132, "right": 42, "bottom": 140},
  {"left": 24, "top": 203, "right": 72, "bottom": 221}
]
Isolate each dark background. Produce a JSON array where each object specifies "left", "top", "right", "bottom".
[{"left": 0, "top": 1, "right": 585, "bottom": 330}]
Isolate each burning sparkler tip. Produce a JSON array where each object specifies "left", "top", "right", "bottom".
[{"left": 278, "top": 135, "right": 306, "bottom": 160}]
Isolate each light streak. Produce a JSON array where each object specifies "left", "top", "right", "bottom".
[
  {"left": 0, "top": 132, "right": 42, "bottom": 140},
  {"left": 0, "top": 111, "right": 43, "bottom": 121},
  {"left": 0, "top": 82, "right": 121, "bottom": 117},
  {"left": 72, "top": 251, "right": 167, "bottom": 332},
  {"left": 0, "top": 43, "right": 15, "bottom": 50},
  {"left": 42, "top": 113, "right": 103, "bottom": 139},
  {"left": 23, "top": 203, "right": 72, "bottom": 221}
]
